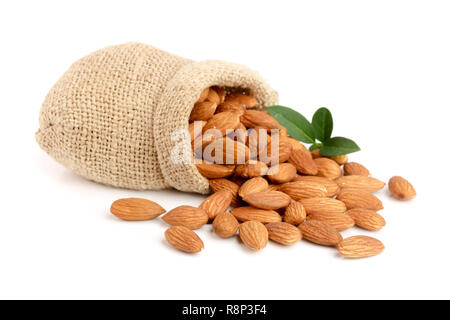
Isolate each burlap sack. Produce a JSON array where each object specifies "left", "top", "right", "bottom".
[{"left": 36, "top": 43, "right": 278, "bottom": 194}]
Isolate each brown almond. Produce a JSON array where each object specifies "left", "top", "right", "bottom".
[
  {"left": 197, "top": 88, "right": 209, "bottom": 103},
  {"left": 239, "top": 177, "right": 269, "bottom": 198},
  {"left": 229, "top": 122, "right": 248, "bottom": 145},
  {"left": 230, "top": 206, "right": 282, "bottom": 224},
  {"left": 330, "top": 154, "right": 348, "bottom": 165},
  {"left": 336, "top": 189, "right": 383, "bottom": 210},
  {"left": 314, "top": 158, "right": 342, "bottom": 180},
  {"left": 265, "top": 222, "right": 302, "bottom": 245},
  {"left": 247, "top": 128, "right": 271, "bottom": 158},
  {"left": 306, "top": 212, "right": 355, "bottom": 231},
  {"left": 286, "top": 137, "right": 307, "bottom": 151},
  {"left": 279, "top": 181, "right": 327, "bottom": 200},
  {"left": 110, "top": 198, "right": 166, "bottom": 221},
  {"left": 263, "top": 137, "right": 293, "bottom": 164},
  {"left": 267, "top": 163, "right": 297, "bottom": 184},
  {"left": 203, "top": 137, "right": 250, "bottom": 165},
  {"left": 199, "top": 190, "right": 233, "bottom": 220},
  {"left": 162, "top": 206, "right": 209, "bottom": 229},
  {"left": 216, "top": 101, "right": 246, "bottom": 115},
  {"left": 299, "top": 220, "right": 343, "bottom": 246},
  {"left": 243, "top": 191, "right": 291, "bottom": 210},
  {"left": 196, "top": 161, "right": 234, "bottom": 179},
  {"left": 206, "top": 88, "right": 221, "bottom": 105},
  {"left": 346, "top": 208, "right": 386, "bottom": 231},
  {"left": 235, "top": 161, "right": 268, "bottom": 178},
  {"left": 226, "top": 92, "right": 259, "bottom": 108},
  {"left": 344, "top": 162, "right": 371, "bottom": 176},
  {"left": 209, "top": 179, "right": 241, "bottom": 207},
  {"left": 335, "top": 175, "right": 385, "bottom": 193},
  {"left": 388, "top": 176, "right": 416, "bottom": 201},
  {"left": 289, "top": 148, "right": 318, "bottom": 175},
  {"left": 212, "top": 212, "right": 239, "bottom": 238},
  {"left": 213, "top": 86, "right": 226, "bottom": 103},
  {"left": 239, "top": 221, "right": 268, "bottom": 250},
  {"left": 165, "top": 226, "right": 204, "bottom": 253},
  {"left": 189, "top": 101, "right": 217, "bottom": 121},
  {"left": 284, "top": 201, "right": 307, "bottom": 225},
  {"left": 300, "top": 198, "right": 347, "bottom": 215},
  {"left": 292, "top": 176, "right": 340, "bottom": 197},
  {"left": 267, "top": 184, "right": 281, "bottom": 192},
  {"left": 203, "top": 111, "right": 240, "bottom": 137},
  {"left": 310, "top": 149, "right": 322, "bottom": 159},
  {"left": 240, "top": 110, "right": 283, "bottom": 131},
  {"left": 337, "top": 236, "right": 384, "bottom": 258}
]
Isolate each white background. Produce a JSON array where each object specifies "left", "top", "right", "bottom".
[{"left": 0, "top": 0, "right": 448, "bottom": 300}]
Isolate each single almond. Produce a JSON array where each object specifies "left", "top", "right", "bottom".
[
  {"left": 203, "top": 111, "right": 240, "bottom": 137},
  {"left": 247, "top": 128, "right": 271, "bottom": 158},
  {"left": 230, "top": 206, "right": 282, "bottom": 224},
  {"left": 300, "top": 198, "right": 347, "bottom": 215},
  {"left": 239, "top": 177, "right": 269, "bottom": 198},
  {"left": 306, "top": 212, "right": 355, "bottom": 231},
  {"left": 196, "top": 161, "right": 234, "bottom": 178},
  {"left": 299, "top": 220, "right": 343, "bottom": 246},
  {"left": 284, "top": 201, "right": 307, "bottom": 225},
  {"left": 388, "top": 176, "right": 416, "bottom": 200},
  {"left": 243, "top": 191, "right": 291, "bottom": 210},
  {"left": 206, "top": 88, "right": 221, "bottom": 105},
  {"left": 197, "top": 88, "right": 209, "bottom": 103},
  {"left": 344, "top": 162, "right": 371, "bottom": 176},
  {"left": 286, "top": 137, "right": 307, "bottom": 151},
  {"left": 110, "top": 198, "right": 166, "bottom": 221},
  {"left": 265, "top": 222, "right": 302, "bottom": 245},
  {"left": 263, "top": 138, "right": 293, "bottom": 164},
  {"left": 212, "top": 86, "right": 226, "bottom": 103},
  {"left": 199, "top": 190, "right": 233, "bottom": 220},
  {"left": 162, "top": 205, "right": 209, "bottom": 229},
  {"left": 335, "top": 175, "right": 386, "bottom": 193},
  {"left": 329, "top": 154, "right": 348, "bottom": 165},
  {"left": 310, "top": 149, "right": 322, "bottom": 159},
  {"left": 336, "top": 189, "right": 383, "bottom": 211},
  {"left": 226, "top": 93, "right": 258, "bottom": 108},
  {"left": 240, "top": 110, "right": 283, "bottom": 131},
  {"left": 292, "top": 176, "right": 340, "bottom": 197},
  {"left": 314, "top": 158, "right": 342, "bottom": 180},
  {"left": 346, "top": 208, "right": 386, "bottom": 231},
  {"left": 189, "top": 101, "right": 217, "bottom": 121},
  {"left": 279, "top": 181, "right": 327, "bottom": 200},
  {"left": 337, "top": 236, "right": 384, "bottom": 258},
  {"left": 203, "top": 137, "right": 250, "bottom": 165},
  {"left": 165, "top": 226, "right": 204, "bottom": 253},
  {"left": 216, "top": 101, "right": 246, "bottom": 115},
  {"left": 289, "top": 148, "right": 318, "bottom": 175},
  {"left": 209, "top": 179, "right": 241, "bottom": 207},
  {"left": 212, "top": 212, "right": 239, "bottom": 238},
  {"left": 239, "top": 221, "right": 268, "bottom": 250},
  {"left": 267, "top": 163, "right": 297, "bottom": 184},
  {"left": 235, "top": 161, "right": 268, "bottom": 178}
]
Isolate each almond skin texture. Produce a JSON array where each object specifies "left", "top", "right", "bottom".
[
  {"left": 199, "top": 190, "right": 233, "bottom": 220},
  {"left": 279, "top": 181, "right": 327, "bottom": 200},
  {"left": 337, "top": 236, "right": 384, "bottom": 258},
  {"left": 310, "top": 149, "right": 322, "bottom": 159},
  {"left": 292, "top": 176, "right": 340, "bottom": 197},
  {"left": 240, "top": 110, "right": 283, "bottom": 131},
  {"left": 189, "top": 101, "right": 217, "bottom": 121},
  {"left": 162, "top": 206, "right": 209, "bottom": 229},
  {"left": 284, "top": 201, "right": 307, "bottom": 225},
  {"left": 346, "top": 208, "right": 386, "bottom": 231},
  {"left": 264, "top": 138, "right": 293, "bottom": 164},
  {"left": 226, "top": 92, "right": 259, "bottom": 108},
  {"left": 314, "top": 158, "right": 342, "bottom": 180},
  {"left": 300, "top": 198, "right": 347, "bottom": 215},
  {"left": 197, "top": 88, "right": 209, "bottom": 103},
  {"left": 335, "top": 176, "right": 386, "bottom": 193},
  {"left": 206, "top": 88, "right": 221, "bottom": 105},
  {"left": 388, "top": 176, "right": 416, "bottom": 201},
  {"left": 235, "top": 161, "right": 268, "bottom": 178},
  {"left": 344, "top": 162, "right": 371, "bottom": 176},
  {"left": 267, "top": 163, "right": 297, "bottom": 184},
  {"left": 299, "top": 220, "right": 343, "bottom": 246},
  {"left": 239, "top": 177, "right": 269, "bottom": 198},
  {"left": 306, "top": 212, "right": 355, "bottom": 231},
  {"left": 230, "top": 206, "right": 282, "bottom": 224},
  {"left": 110, "top": 198, "right": 166, "bottom": 221},
  {"left": 165, "top": 226, "right": 204, "bottom": 253},
  {"left": 203, "top": 137, "right": 250, "bottom": 164},
  {"left": 337, "top": 189, "right": 383, "bottom": 211},
  {"left": 289, "top": 148, "right": 318, "bottom": 175},
  {"left": 196, "top": 161, "right": 234, "bottom": 179},
  {"left": 209, "top": 179, "right": 241, "bottom": 207},
  {"left": 265, "top": 222, "right": 302, "bottom": 245},
  {"left": 216, "top": 101, "right": 246, "bottom": 115},
  {"left": 212, "top": 212, "right": 239, "bottom": 238},
  {"left": 243, "top": 191, "right": 291, "bottom": 210},
  {"left": 286, "top": 137, "right": 307, "bottom": 151},
  {"left": 239, "top": 221, "right": 269, "bottom": 250},
  {"left": 330, "top": 155, "right": 348, "bottom": 165},
  {"left": 203, "top": 111, "right": 240, "bottom": 137}
]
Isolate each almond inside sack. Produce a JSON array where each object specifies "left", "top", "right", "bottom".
[{"left": 36, "top": 43, "right": 278, "bottom": 193}]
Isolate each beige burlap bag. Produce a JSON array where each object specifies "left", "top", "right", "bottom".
[{"left": 36, "top": 43, "right": 278, "bottom": 194}]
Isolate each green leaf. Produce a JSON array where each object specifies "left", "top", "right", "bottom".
[
  {"left": 266, "top": 106, "right": 315, "bottom": 144},
  {"left": 309, "top": 143, "right": 322, "bottom": 151},
  {"left": 320, "top": 137, "right": 360, "bottom": 156},
  {"left": 312, "top": 107, "right": 333, "bottom": 142}
]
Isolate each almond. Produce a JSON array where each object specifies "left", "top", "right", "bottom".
[
  {"left": 110, "top": 198, "right": 166, "bottom": 221},
  {"left": 209, "top": 179, "right": 241, "bottom": 207},
  {"left": 240, "top": 110, "right": 283, "bottom": 131},
  {"left": 216, "top": 101, "right": 246, "bottom": 115},
  {"left": 206, "top": 88, "right": 221, "bottom": 105},
  {"left": 267, "top": 184, "right": 281, "bottom": 192},
  {"left": 247, "top": 128, "right": 271, "bottom": 158},
  {"left": 199, "top": 190, "right": 233, "bottom": 220},
  {"left": 227, "top": 122, "right": 247, "bottom": 145},
  {"left": 235, "top": 161, "right": 268, "bottom": 178},
  {"left": 162, "top": 205, "right": 209, "bottom": 229},
  {"left": 284, "top": 201, "right": 307, "bottom": 225},
  {"left": 289, "top": 148, "right": 318, "bottom": 175},
  {"left": 335, "top": 175, "right": 386, "bottom": 193},
  {"left": 263, "top": 138, "right": 292, "bottom": 164},
  {"left": 203, "top": 137, "right": 250, "bottom": 164},
  {"left": 292, "top": 176, "right": 340, "bottom": 197},
  {"left": 230, "top": 206, "right": 282, "bottom": 224},
  {"left": 243, "top": 191, "right": 291, "bottom": 210},
  {"left": 189, "top": 101, "right": 217, "bottom": 121},
  {"left": 336, "top": 189, "right": 383, "bottom": 211},
  {"left": 344, "top": 162, "right": 371, "bottom": 176},
  {"left": 314, "top": 158, "right": 342, "bottom": 180},
  {"left": 265, "top": 222, "right": 302, "bottom": 245},
  {"left": 306, "top": 212, "right": 355, "bottom": 231},
  {"left": 196, "top": 161, "right": 234, "bottom": 178},
  {"left": 197, "top": 88, "right": 209, "bottom": 103},
  {"left": 337, "top": 236, "right": 384, "bottom": 258},
  {"left": 286, "top": 137, "right": 307, "bottom": 151},
  {"left": 165, "top": 226, "right": 204, "bottom": 253},
  {"left": 203, "top": 111, "right": 240, "bottom": 137},
  {"left": 239, "top": 177, "right": 269, "bottom": 198},
  {"left": 388, "top": 176, "right": 416, "bottom": 201},
  {"left": 299, "top": 220, "right": 343, "bottom": 246},
  {"left": 212, "top": 86, "right": 226, "bottom": 103},
  {"left": 279, "top": 181, "right": 327, "bottom": 200},
  {"left": 300, "top": 198, "right": 347, "bottom": 215},
  {"left": 212, "top": 212, "right": 239, "bottom": 238},
  {"left": 310, "top": 149, "right": 322, "bottom": 159},
  {"left": 226, "top": 93, "right": 258, "bottom": 109},
  {"left": 346, "top": 208, "right": 386, "bottom": 231},
  {"left": 267, "top": 163, "right": 297, "bottom": 184},
  {"left": 239, "top": 221, "right": 268, "bottom": 250},
  {"left": 330, "top": 154, "right": 348, "bottom": 165}
]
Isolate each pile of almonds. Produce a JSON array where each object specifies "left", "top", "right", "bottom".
[{"left": 110, "top": 87, "right": 417, "bottom": 258}]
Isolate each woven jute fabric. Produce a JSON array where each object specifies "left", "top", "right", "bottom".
[{"left": 36, "top": 43, "right": 278, "bottom": 194}]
